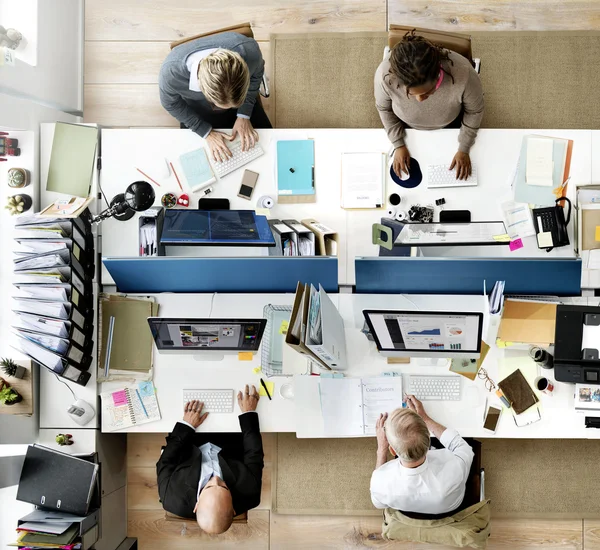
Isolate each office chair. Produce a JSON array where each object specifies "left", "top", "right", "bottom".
[
  {"left": 169, "top": 22, "right": 270, "bottom": 98},
  {"left": 164, "top": 510, "right": 248, "bottom": 525},
  {"left": 386, "top": 24, "right": 481, "bottom": 74}
]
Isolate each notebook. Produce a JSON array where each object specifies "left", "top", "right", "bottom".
[
  {"left": 340, "top": 152, "right": 385, "bottom": 209},
  {"left": 276, "top": 140, "right": 315, "bottom": 203},
  {"left": 498, "top": 368, "right": 539, "bottom": 415},
  {"left": 100, "top": 381, "right": 161, "bottom": 431},
  {"left": 177, "top": 148, "right": 216, "bottom": 192},
  {"left": 319, "top": 377, "right": 403, "bottom": 436}
]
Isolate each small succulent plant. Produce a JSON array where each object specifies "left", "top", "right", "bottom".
[
  {"left": 1, "top": 358, "right": 25, "bottom": 379},
  {"left": 0, "top": 377, "right": 22, "bottom": 405},
  {"left": 56, "top": 433, "right": 74, "bottom": 446},
  {"left": 5, "top": 195, "right": 26, "bottom": 215}
]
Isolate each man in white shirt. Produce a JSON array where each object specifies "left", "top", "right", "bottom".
[
  {"left": 157, "top": 385, "right": 263, "bottom": 534},
  {"left": 370, "top": 395, "right": 474, "bottom": 515}
]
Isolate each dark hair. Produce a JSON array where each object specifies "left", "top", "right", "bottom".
[{"left": 387, "top": 30, "right": 454, "bottom": 93}]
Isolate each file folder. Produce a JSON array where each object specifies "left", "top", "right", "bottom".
[
  {"left": 282, "top": 219, "right": 316, "bottom": 256},
  {"left": 13, "top": 328, "right": 91, "bottom": 370},
  {"left": 13, "top": 312, "right": 91, "bottom": 348},
  {"left": 267, "top": 219, "right": 298, "bottom": 256},
  {"left": 276, "top": 140, "right": 316, "bottom": 204}
]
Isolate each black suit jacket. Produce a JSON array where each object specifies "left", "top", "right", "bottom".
[{"left": 156, "top": 412, "right": 264, "bottom": 518}]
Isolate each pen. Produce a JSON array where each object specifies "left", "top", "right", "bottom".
[
  {"left": 260, "top": 378, "right": 272, "bottom": 400},
  {"left": 136, "top": 388, "right": 149, "bottom": 418},
  {"left": 136, "top": 167, "right": 161, "bottom": 187}
]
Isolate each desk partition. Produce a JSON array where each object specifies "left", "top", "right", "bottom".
[
  {"left": 102, "top": 256, "right": 338, "bottom": 293},
  {"left": 355, "top": 257, "right": 582, "bottom": 295}
]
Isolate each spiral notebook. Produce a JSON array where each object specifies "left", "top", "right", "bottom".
[{"left": 100, "top": 381, "right": 161, "bottom": 431}]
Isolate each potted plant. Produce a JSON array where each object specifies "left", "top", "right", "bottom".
[
  {"left": 55, "top": 434, "right": 74, "bottom": 446},
  {"left": 1, "top": 358, "right": 26, "bottom": 379},
  {"left": 0, "top": 377, "right": 23, "bottom": 406}
]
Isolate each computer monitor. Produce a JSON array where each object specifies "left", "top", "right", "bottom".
[
  {"left": 362, "top": 310, "right": 483, "bottom": 359},
  {"left": 148, "top": 318, "right": 267, "bottom": 360},
  {"left": 160, "top": 210, "right": 275, "bottom": 246}
]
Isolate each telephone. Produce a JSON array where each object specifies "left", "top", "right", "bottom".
[{"left": 532, "top": 197, "right": 572, "bottom": 251}]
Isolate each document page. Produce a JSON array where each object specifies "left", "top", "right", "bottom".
[
  {"left": 341, "top": 152, "right": 384, "bottom": 209},
  {"left": 526, "top": 137, "right": 554, "bottom": 187},
  {"left": 320, "top": 378, "right": 363, "bottom": 436},
  {"left": 361, "top": 377, "right": 404, "bottom": 435}
]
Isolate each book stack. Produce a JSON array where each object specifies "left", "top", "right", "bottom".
[{"left": 11, "top": 211, "right": 95, "bottom": 386}]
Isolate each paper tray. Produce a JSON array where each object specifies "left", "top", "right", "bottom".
[{"left": 261, "top": 304, "right": 292, "bottom": 376}]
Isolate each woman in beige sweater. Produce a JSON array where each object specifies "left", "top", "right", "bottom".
[{"left": 375, "top": 32, "right": 484, "bottom": 180}]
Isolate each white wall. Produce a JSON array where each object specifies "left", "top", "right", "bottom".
[{"left": 0, "top": 0, "right": 83, "bottom": 113}]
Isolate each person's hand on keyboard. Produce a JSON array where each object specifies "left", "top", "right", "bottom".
[
  {"left": 393, "top": 145, "right": 411, "bottom": 177},
  {"left": 232, "top": 117, "right": 259, "bottom": 152},
  {"left": 183, "top": 399, "right": 209, "bottom": 428},
  {"left": 205, "top": 129, "right": 234, "bottom": 163},
  {"left": 237, "top": 384, "right": 260, "bottom": 413},
  {"left": 449, "top": 151, "right": 472, "bottom": 180}
]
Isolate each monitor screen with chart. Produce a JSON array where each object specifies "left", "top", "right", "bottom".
[{"left": 363, "top": 310, "right": 483, "bottom": 359}]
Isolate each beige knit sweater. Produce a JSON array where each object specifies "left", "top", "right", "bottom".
[{"left": 374, "top": 50, "right": 484, "bottom": 153}]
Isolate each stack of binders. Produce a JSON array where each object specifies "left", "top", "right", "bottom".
[{"left": 11, "top": 211, "right": 95, "bottom": 386}]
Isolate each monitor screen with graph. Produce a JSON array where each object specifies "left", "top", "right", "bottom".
[{"left": 363, "top": 310, "right": 483, "bottom": 359}]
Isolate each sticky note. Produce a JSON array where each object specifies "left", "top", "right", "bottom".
[
  {"left": 537, "top": 231, "right": 553, "bottom": 248},
  {"left": 255, "top": 208, "right": 270, "bottom": 217},
  {"left": 509, "top": 238, "right": 523, "bottom": 251},
  {"left": 112, "top": 390, "right": 128, "bottom": 407},
  {"left": 138, "top": 381, "right": 154, "bottom": 397},
  {"left": 253, "top": 367, "right": 262, "bottom": 374},
  {"left": 492, "top": 234, "right": 511, "bottom": 242},
  {"left": 596, "top": 226, "right": 600, "bottom": 241},
  {"left": 279, "top": 320, "right": 289, "bottom": 335},
  {"left": 259, "top": 381, "right": 274, "bottom": 397},
  {"left": 238, "top": 352, "right": 253, "bottom": 361}
]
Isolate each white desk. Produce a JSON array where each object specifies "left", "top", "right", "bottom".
[
  {"left": 99, "top": 128, "right": 589, "bottom": 287},
  {"left": 100, "top": 292, "right": 600, "bottom": 440}
]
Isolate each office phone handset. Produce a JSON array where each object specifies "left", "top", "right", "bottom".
[{"left": 532, "top": 197, "right": 572, "bottom": 251}]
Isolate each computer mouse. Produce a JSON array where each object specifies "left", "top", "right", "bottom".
[{"left": 389, "top": 157, "right": 422, "bottom": 189}]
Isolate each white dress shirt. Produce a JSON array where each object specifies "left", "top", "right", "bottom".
[
  {"left": 370, "top": 428, "right": 474, "bottom": 515},
  {"left": 197, "top": 442, "right": 223, "bottom": 496}
]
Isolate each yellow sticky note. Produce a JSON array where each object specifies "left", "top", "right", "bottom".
[
  {"left": 595, "top": 226, "right": 600, "bottom": 242},
  {"left": 492, "top": 234, "right": 511, "bottom": 242},
  {"left": 279, "top": 320, "right": 289, "bottom": 335},
  {"left": 253, "top": 367, "right": 262, "bottom": 374},
  {"left": 238, "top": 352, "right": 253, "bottom": 361},
  {"left": 255, "top": 208, "right": 270, "bottom": 217},
  {"left": 259, "top": 381, "right": 275, "bottom": 397}
]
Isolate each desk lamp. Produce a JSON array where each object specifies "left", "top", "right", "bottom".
[{"left": 92, "top": 180, "right": 155, "bottom": 223}]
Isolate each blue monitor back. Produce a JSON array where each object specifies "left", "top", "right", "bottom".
[
  {"left": 103, "top": 256, "right": 338, "bottom": 293},
  {"left": 355, "top": 257, "right": 581, "bottom": 296}
]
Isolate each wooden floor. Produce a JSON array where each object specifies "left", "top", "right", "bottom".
[
  {"left": 83, "top": 0, "right": 600, "bottom": 128},
  {"left": 90, "top": 0, "right": 600, "bottom": 546},
  {"left": 128, "top": 432, "right": 600, "bottom": 549}
]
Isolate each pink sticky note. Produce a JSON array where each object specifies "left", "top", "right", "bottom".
[
  {"left": 112, "top": 390, "right": 128, "bottom": 407},
  {"left": 509, "top": 238, "right": 523, "bottom": 251}
]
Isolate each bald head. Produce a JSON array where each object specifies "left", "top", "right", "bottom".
[{"left": 195, "top": 478, "right": 234, "bottom": 534}]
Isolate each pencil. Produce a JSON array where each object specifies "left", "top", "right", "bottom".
[
  {"left": 260, "top": 378, "right": 272, "bottom": 400},
  {"left": 170, "top": 161, "right": 183, "bottom": 191},
  {"left": 136, "top": 167, "right": 161, "bottom": 187}
]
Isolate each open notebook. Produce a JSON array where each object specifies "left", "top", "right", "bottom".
[
  {"left": 319, "top": 377, "right": 403, "bottom": 436},
  {"left": 100, "top": 381, "right": 161, "bottom": 431}
]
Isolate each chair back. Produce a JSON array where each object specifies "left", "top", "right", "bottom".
[
  {"left": 164, "top": 510, "right": 248, "bottom": 524},
  {"left": 388, "top": 24, "right": 473, "bottom": 63},
  {"left": 170, "top": 22, "right": 253, "bottom": 50}
]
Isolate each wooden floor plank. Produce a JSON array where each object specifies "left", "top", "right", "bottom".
[
  {"left": 84, "top": 84, "right": 177, "bottom": 127},
  {"left": 487, "top": 519, "right": 582, "bottom": 549},
  {"left": 85, "top": 0, "right": 386, "bottom": 41},
  {"left": 388, "top": 0, "right": 600, "bottom": 31},
  {"left": 584, "top": 520, "right": 600, "bottom": 549},
  {"left": 128, "top": 509, "right": 269, "bottom": 549},
  {"left": 127, "top": 433, "right": 167, "bottom": 468},
  {"left": 128, "top": 466, "right": 162, "bottom": 511}
]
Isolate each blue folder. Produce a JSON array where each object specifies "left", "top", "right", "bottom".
[{"left": 277, "top": 140, "right": 315, "bottom": 197}]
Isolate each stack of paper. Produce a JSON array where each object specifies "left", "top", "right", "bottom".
[
  {"left": 340, "top": 152, "right": 385, "bottom": 209},
  {"left": 526, "top": 137, "right": 554, "bottom": 187}
]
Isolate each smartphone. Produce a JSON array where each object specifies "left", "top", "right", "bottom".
[
  {"left": 238, "top": 169, "right": 259, "bottom": 200},
  {"left": 483, "top": 406, "right": 501, "bottom": 433}
]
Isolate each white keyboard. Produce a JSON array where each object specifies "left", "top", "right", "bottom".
[
  {"left": 211, "top": 139, "right": 264, "bottom": 178},
  {"left": 182, "top": 389, "right": 234, "bottom": 413},
  {"left": 427, "top": 164, "right": 478, "bottom": 188},
  {"left": 407, "top": 375, "right": 462, "bottom": 401}
]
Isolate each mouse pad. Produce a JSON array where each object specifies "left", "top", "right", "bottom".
[{"left": 390, "top": 157, "right": 422, "bottom": 189}]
